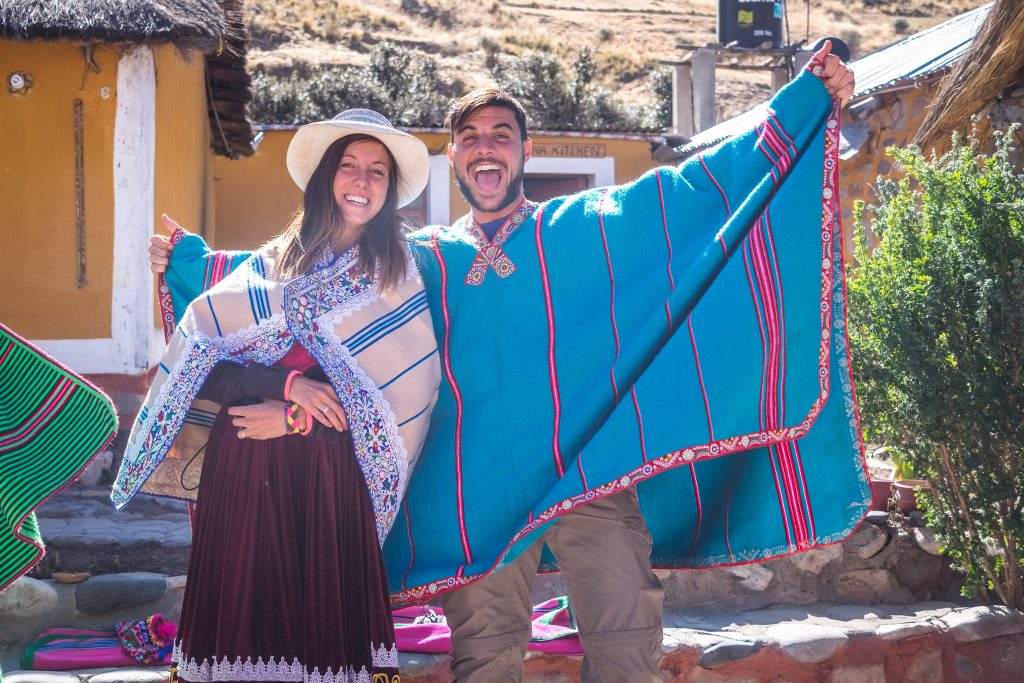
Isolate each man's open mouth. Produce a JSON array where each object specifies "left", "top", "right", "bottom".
[{"left": 472, "top": 162, "right": 504, "bottom": 192}]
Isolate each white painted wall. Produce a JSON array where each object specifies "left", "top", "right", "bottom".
[{"left": 33, "top": 45, "right": 157, "bottom": 374}]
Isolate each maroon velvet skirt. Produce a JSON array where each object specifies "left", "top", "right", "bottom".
[{"left": 174, "top": 409, "right": 400, "bottom": 683}]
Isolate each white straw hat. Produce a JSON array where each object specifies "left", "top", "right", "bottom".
[{"left": 286, "top": 109, "right": 430, "bottom": 208}]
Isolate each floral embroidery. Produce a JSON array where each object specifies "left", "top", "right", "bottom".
[{"left": 463, "top": 199, "right": 536, "bottom": 286}]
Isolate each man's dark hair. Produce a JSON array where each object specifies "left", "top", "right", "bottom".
[{"left": 445, "top": 88, "right": 528, "bottom": 141}]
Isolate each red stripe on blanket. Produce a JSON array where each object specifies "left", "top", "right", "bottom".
[
  {"left": 432, "top": 227, "right": 473, "bottom": 565},
  {"left": 596, "top": 190, "right": 622, "bottom": 403},
  {"left": 654, "top": 170, "right": 675, "bottom": 329},
  {"left": 0, "top": 379, "right": 75, "bottom": 450},
  {"left": 535, "top": 208, "right": 566, "bottom": 479}
]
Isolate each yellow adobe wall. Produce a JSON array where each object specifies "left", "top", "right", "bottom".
[
  {"left": 212, "top": 128, "right": 303, "bottom": 250},
  {"left": 212, "top": 129, "right": 657, "bottom": 248},
  {"left": 0, "top": 41, "right": 117, "bottom": 338},
  {"left": 153, "top": 45, "right": 213, "bottom": 324},
  {"left": 153, "top": 45, "right": 213, "bottom": 241}
]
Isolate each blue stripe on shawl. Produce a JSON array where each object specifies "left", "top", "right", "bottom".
[
  {"left": 184, "top": 407, "right": 217, "bottom": 427},
  {"left": 253, "top": 257, "right": 273, "bottom": 320},
  {"left": 398, "top": 402, "right": 432, "bottom": 428},
  {"left": 205, "top": 295, "right": 223, "bottom": 337},
  {"left": 344, "top": 291, "right": 429, "bottom": 354},
  {"left": 246, "top": 261, "right": 262, "bottom": 324},
  {"left": 379, "top": 349, "right": 439, "bottom": 391}
]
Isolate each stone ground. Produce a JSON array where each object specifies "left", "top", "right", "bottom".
[{"left": 3, "top": 473, "right": 1024, "bottom": 681}]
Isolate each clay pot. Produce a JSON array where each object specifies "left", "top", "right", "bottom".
[
  {"left": 870, "top": 478, "right": 894, "bottom": 511},
  {"left": 893, "top": 479, "right": 930, "bottom": 513}
]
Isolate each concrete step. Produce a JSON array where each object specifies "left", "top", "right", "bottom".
[{"left": 4, "top": 602, "right": 1024, "bottom": 682}]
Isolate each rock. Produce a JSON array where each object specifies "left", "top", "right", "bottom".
[
  {"left": 913, "top": 527, "right": 943, "bottom": 555},
  {"left": 864, "top": 511, "right": 889, "bottom": 526},
  {"left": 691, "top": 672, "right": 758, "bottom": 683},
  {"left": 0, "top": 576, "right": 59, "bottom": 616},
  {"left": 691, "top": 671, "right": 758, "bottom": 683},
  {"left": 846, "top": 524, "right": 888, "bottom": 560},
  {"left": 765, "top": 623, "right": 849, "bottom": 664},
  {"left": 2, "top": 672, "right": 81, "bottom": 683},
  {"left": 698, "top": 639, "right": 765, "bottom": 668},
  {"left": 726, "top": 565, "right": 774, "bottom": 592},
  {"left": 875, "top": 621, "right": 935, "bottom": 640},
  {"left": 52, "top": 571, "right": 91, "bottom": 583},
  {"left": 793, "top": 544, "right": 843, "bottom": 574},
  {"left": 830, "top": 663, "right": 885, "bottom": 683},
  {"left": 662, "top": 628, "right": 725, "bottom": 653},
  {"left": 75, "top": 572, "right": 168, "bottom": 615},
  {"left": 955, "top": 653, "right": 983, "bottom": 678},
  {"left": 167, "top": 575, "right": 188, "bottom": 590},
  {"left": 836, "top": 569, "right": 908, "bottom": 603},
  {"left": 904, "top": 649, "right": 943, "bottom": 683},
  {"left": 75, "top": 449, "right": 114, "bottom": 487},
  {"left": 88, "top": 670, "right": 170, "bottom": 682},
  {"left": 937, "top": 605, "right": 1024, "bottom": 643}
]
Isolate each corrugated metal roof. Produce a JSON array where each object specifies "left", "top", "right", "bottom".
[{"left": 675, "top": 3, "right": 993, "bottom": 157}]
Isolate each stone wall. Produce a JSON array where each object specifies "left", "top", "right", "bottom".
[{"left": 839, "top": 81, "right": 1024, "bottom": 257}]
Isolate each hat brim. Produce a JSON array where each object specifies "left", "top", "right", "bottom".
[{"left": 286, "top": 119, "right": 430, "bottom": 209}]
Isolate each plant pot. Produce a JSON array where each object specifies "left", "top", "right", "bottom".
[
  {"left": 893, "top": 478, "right": 930, "bottom": 513},
  {"left": 870, "top": 478, "right": 894, "bottom": 511}
]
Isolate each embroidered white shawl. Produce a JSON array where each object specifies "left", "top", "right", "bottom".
[{"left": 112, "top": 240, "right": 440, "bottom": 542}]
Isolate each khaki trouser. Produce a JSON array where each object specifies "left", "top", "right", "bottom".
[{"left": 439, "top": 488, "right": 664, "bottom": 683}]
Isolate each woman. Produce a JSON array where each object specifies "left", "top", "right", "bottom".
[{"left": 112, "top": 109, "right": 441, "bottom": 683}]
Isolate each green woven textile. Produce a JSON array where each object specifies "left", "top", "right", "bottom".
[{"left": 0, "top": 324, "right": 117, "bottom": 591}]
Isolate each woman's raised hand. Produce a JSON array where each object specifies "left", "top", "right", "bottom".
[
  {"left": 227, "top": 400, "right": 291, "bottom": 440},
  {"left": 149, "top": 214, "right": 180, "bottom": 274},
  {"left": 287, "top": 375, "right": 349, "bottom": 432}
]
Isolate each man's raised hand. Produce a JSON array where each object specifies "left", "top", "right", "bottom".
[
  {"left": 149, "top": 214, "right": 180, "bottom": 274},
  {"left": 811, "top": 39, "right": 855, "bottom": 109}
]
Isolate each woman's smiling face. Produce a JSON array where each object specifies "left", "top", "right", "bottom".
[{"left": 332, "top": 139, "right": 393, "bottom": 231}]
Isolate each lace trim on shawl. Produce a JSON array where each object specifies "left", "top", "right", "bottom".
[{"left": 173, "top": 641, "right": 399, "bottom": 682}]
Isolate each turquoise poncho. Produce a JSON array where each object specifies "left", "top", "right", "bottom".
[{"left": 158, "top": 64, "right": 870, "bottom": 604}]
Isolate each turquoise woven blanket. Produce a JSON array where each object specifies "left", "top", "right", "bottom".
[{"left": 159, "top": 66, "right": 870, "bottom": 604}]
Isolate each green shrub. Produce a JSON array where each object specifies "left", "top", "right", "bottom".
[
  {"left": 490, "top": 47, "right": 670, "bottom": 131},
  {"left": 849, "top": 125, "right": 1024, "bottom": 609},
  {"left": 249, "top": 42, "right": 449, "bottom": 126}
]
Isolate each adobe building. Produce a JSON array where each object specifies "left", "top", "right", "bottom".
[{"left": 0, "top": 0, "right": 253, "bottom": 418}]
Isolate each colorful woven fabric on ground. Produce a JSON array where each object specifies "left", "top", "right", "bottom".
[
  {"left": 116, "top": 613, "right": 177, "bottom": 664},
  {"left": 21, "top": 627, "right": 173, "bottom": 670},
  {"left": 392, "top": 597, "right": 582, "bottom": 655},
  {"left": 0, "top": 324, "right": 118, "bottom": 592},
  {"left": 158, "top": 64, "right": 871, "bottom": 605}
]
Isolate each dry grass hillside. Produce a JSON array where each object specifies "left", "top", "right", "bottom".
[{"left": 245, "top": 0, "right": 990, "bottom": 121}]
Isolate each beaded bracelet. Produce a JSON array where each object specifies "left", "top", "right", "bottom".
[{"left": 283, "top": 370, "right": 302, "bottom": 402}]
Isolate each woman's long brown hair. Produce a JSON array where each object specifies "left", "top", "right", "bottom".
[{"left": 272, "top": 134, "right": 409, "bottom": 289}]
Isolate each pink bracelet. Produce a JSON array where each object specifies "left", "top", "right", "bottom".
[
  {"left": 300, "top": 409, "right": 314, "bottom": 436},
  {"left": 283, "top": 370, "right": 302, "bottom": 402}
]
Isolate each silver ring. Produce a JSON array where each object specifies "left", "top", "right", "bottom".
[
  {"left": 320, "top": 406, "right": 330, "bottom": 413},
  {"left": 238, "top": 429, "right": 247, "bottom": 439}
]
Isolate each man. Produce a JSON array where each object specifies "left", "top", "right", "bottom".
[{"left": 149, "top": 43, "right": 856, "bottom": 682}]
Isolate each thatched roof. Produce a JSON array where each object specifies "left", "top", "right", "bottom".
[
  {"left": 915, "top": 0, "right": 1024, "bottom": 153},
  {"left": 206, "top": 0, "right": 254, "bottom": 158},
  {"left": 0, "top": 0, "right": 226, "bottom": 50},
  {"left": 0, "top": 0, "right": 255, "bottom": 158}
]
